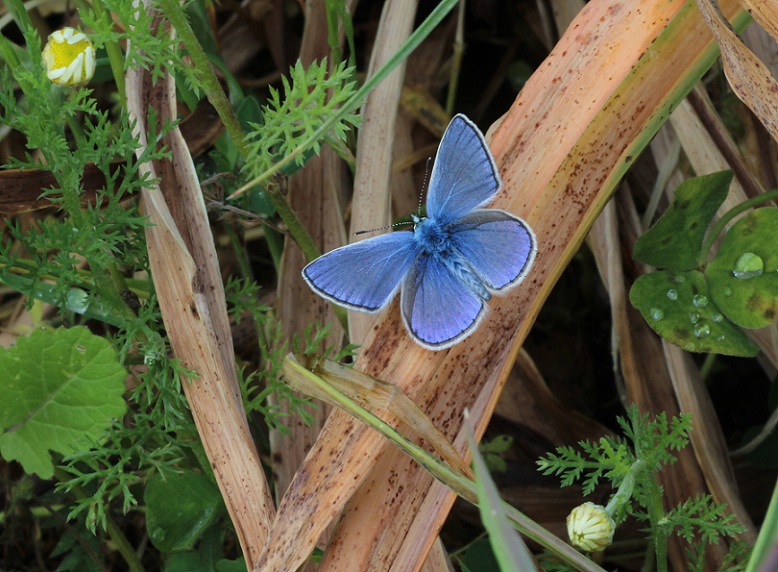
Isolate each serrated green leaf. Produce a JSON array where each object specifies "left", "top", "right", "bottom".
[
  {"left": 145, "top": 471, "right": 225, "bottom": 553},
  {"left": 705, "top": 207, "right": 778, "bottom": 328},
  {"left": 633, "top": 171, "right": 733, "bottom": 270},
  {"left": 629, "top": 270, "right": 758, "bottom": 356},
  {"left": 0, "top": 327, "right": 127, "bottom": 478}
]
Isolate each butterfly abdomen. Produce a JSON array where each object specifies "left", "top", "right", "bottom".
[
  {"left": 414, "top": 216, "right": 491, "bottom": 301},
  {"left": 440, "top": 251, "right": 491, "bottom": 301}
]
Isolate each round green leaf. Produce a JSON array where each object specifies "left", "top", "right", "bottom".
[
  {"left": 706, "top": 208, "right": 778, "bottom": 328},
  {"left": 629, "top": 270, "right": 758, "bottom": 357},
  {"left": 0, "top": 327, "right": 127, "bottom": 478},
  {"left": 145, "top": 471, "right": 225, "bottom": 553}
]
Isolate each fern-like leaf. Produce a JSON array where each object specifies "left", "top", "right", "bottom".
[{"left": 243, "top": 58, "right": 360, "bottom": 181}]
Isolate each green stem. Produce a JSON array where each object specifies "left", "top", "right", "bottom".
[
  {"left": 698, "top": 352, "right": 717, "bottom": 382},
  {"left": 605, "top": 461, "right": 641, "bottom": 516},
  {"left": 155, "top": 0, "right": 245, "bottom": 158},
  {"left": 646, "top": 471, "right": 668, "bottom": 572},
  {"left": 445, "top": 0, "right": 465, "bottom": 116},
  {"left": 155, "top": 0, "right": 321, "bottom": 263},
  {"left": 698, "top": 186, "right": 778, "bottom": 265},
  {"left": 87, "top": 0, "right": 127, "bottom": 109}
]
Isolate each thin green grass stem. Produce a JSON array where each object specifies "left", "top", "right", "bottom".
[
  {"left": 284, "top": 357, "right": 607, "bottom": 572},
  {"left": 86, "top": 0, "right": 127, "bottom": 109}
]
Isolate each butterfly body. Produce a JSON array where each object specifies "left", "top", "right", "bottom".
[
  {"left": 302, "top": 114, "right": 537, "bottom": 350},
  {"left": 412, "top": 215, "right": 492, "bottom": 301}
]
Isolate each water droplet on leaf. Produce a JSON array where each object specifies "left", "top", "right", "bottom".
[
  {"left": 711, "top": 313, "right": 723, "bottom": 323},
  {"left": 650, "top": 308, "right": 664, "bottom": 320},
  {"left": 692, "top": 295, "right": 708, "bottom": 308},
  {"left": 689, "top": 312, "right": 700, "bottom": 324},
  {"left": 666, "top": 289, "right": 678, "bottom": 301},
  {"left": 732, "top": 252, "right": 764, "bottom": 279},
  {"left": 694, "top": 323, "right": 710, "bottom": 338}
]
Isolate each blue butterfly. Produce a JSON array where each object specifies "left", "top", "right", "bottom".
[{"left": 302, "top": 114, "right": 537, "bottom": 350}]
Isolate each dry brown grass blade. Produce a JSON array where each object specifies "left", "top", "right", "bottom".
[
  {"left": 738, "top": 1, "right": 778, "bottom": 43},
  {"left": 124, "top": 5, "right": 274, "bottom": 566},
  {"left": 590, "top": 192, "right": 754, "bottom": 569},
  {"left": 254, "top": 1, "right": 750, "bottom": 570},
  {"left": 661, "top": 341, "right": 755, "bottom": 535},
  {"left": 596, "top": 195, "right": 732, "bottom": 569},
  {"left": 695, "top": 0, "right": 778, "bottom": 141},
  {"left": 271, "top": 0, "right": 348, "bottom": 519},
  {"left": 349, "top": 0, "right": 418, "bottom": 345}
]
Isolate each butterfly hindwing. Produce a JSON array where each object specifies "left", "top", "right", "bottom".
[
  {"left": 426, "top": 114, "right": 502, "bottom": 223},
  {"left": 449, "top": 209, "right": 537, "bottom": 291},
  {"left": 303, "top": 232, "right": 419, "bottom": 312},
  {"left": 401, "top": 254, "right": 485, "bottom": 349}
]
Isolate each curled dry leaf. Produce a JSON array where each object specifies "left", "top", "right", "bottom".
[{"left": 695, "top": 0, "right": 778, "bottom": 141}]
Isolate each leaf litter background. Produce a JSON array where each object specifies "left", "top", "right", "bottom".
[{"left": 1, "top": 0, "right": 777, "bottom": 571}]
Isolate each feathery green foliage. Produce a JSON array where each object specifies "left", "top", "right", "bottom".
[
  {"left": 538, "top": 405, "right": 746, "bottom": 570},
  {"left": 243, "top": 58, "right": 360, "bottom": 181}
]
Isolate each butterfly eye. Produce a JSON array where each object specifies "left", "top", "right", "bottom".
[{"left": 42, "top": 27, "right": 96, "bottom": 86}]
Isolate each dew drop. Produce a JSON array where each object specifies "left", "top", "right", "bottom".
[
  {"left": 666, "top": 289, "right": 678, "bottom": 301},
  {"left": 650, "top": 308, "right": 664, "bottom": 321},
  {"left": 689, "top": 311, "right": 700, "bottom": 324},
  {"left": 673, "top": 275, "right": 686, "bottom": 284},
  {"left": 66, "top": 288, "right": 89, "bottom": 312},
  {"left": 723, "top": 286, "right": 733, "bottom": 297},
  {"left": 717, "top": 335, "right": 726, "bottom": 341},
  {"left": 694, "top": 323, "right": 711, "bottom": 338},
  {"left": 692, "top": 295, "right": 709, "bottom": 308},
  {"left": 732, "top": 252, "right": 764, "bottom": 279},
  {"left": 711, "top": 313, "right": 723, "bottom": 323}
]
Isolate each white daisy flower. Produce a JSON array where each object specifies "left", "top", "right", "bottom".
[{"left": 42, "top": 27, "right": 96, "bottom": 86}]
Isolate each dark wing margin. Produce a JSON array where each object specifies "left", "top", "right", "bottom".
[{"left": 303, "top": 232, "right": 418, "bottom": 312}]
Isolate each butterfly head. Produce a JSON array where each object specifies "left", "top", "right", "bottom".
[{"left": 413, "top": 215, "right": 453, "bottom": 256}]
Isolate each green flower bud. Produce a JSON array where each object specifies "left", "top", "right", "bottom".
[{"left": 566, "top": 502, "right": 616, "bottom": 552}]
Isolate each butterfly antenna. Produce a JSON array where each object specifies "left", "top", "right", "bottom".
[
  {"left": 353, "top": 157, "right": 433, "bottom": 236},
  {"left": 419, "top": 156, "right": 433, "bottom": 216}
]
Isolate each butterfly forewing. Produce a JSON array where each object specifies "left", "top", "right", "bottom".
[
  {"left": 401, "top": 255, "right": 485, "bottom": 349},
  {"left": 303, "top": 232, "right": 419, "bottom": 312},
  {"left": 449, "top": 209, "right": 537, "bottom": 291},
  {"left": 425, "top": 114, "right": 502, "bottom": 223}
]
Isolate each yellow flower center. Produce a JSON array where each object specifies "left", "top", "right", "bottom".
[
  {"left": 47, "top": 37, "right": 92, "bottom": 69},
  {"left": 42, "top": 28, "right": 96, "bottom": 86}
]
